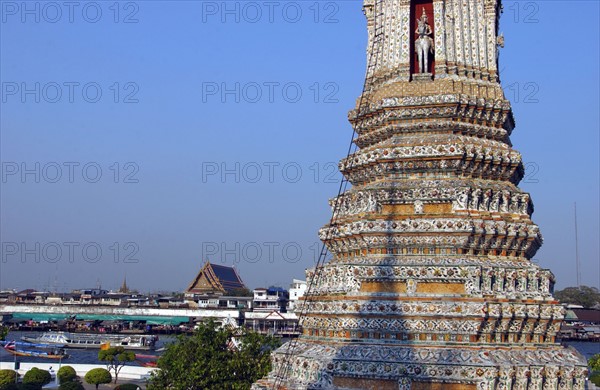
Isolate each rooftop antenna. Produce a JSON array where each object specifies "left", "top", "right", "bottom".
[
  {"left": 53, "top": 265, "right": 59, "bottom": 294},
  {"left": 574, "top": 202, "right": 581, "bottom": 287}
]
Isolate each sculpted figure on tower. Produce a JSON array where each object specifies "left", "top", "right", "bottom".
[{"left": 415, "top": 9, "right": 434, "bottom": 73}]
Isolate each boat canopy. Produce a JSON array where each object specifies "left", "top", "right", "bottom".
[
  {"left": 10, "top": 313, "right": 189, "bottom": 325},
  {"left": 2, "top": 341, "right": 65, "bottom": 349},
  {"left": 11, "top": 313, "right": 71, "bottom": 322}
]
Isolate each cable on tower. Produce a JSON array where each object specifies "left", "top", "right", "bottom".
[{"left": 271, "top": 0, "right": 387, "bottom": 387}]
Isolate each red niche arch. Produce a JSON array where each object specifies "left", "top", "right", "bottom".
[{"left": 411, "top": 0, "right": 435, "bottom": 76}]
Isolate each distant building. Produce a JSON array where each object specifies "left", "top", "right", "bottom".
[
  {"left": 118, "top": 277, "right": 130, "bottom": 294},
  {"left": 60, "top": 293, "right": 82, "bottom": 305},
  {"left": 14, "top": 290, "right": 48, "bottom": 304},
  {"left": 559, "top": 306, "right": 600, "bottom": 341},
  {"left": 0, "top": 290, "right": 15, "bottom": 303},
  {"left": 74, "top": 288, "right": 108, "bottom": 305},
  {"left": 98, "top": 293, "right": 128, "bottom": 306},
  {"left": 125, "top": 294, "right": 153, "bottom": 307},
  {"left": 185, "top": 261, "right": 251, "bottom": 309},
  {"left": 194, "top": 295, "right": 252, "bottom": 310},
  {"left": 245, "top": 310, "right": 300, "bottom": 336},
  {"left": 186, "top": 261, "right": 247, "bottom": 296},
  {"left": 287, "top": 279, "right": 307, "bottom": 311},
  {"left": 156, "top": 296, "right": 188, "bottom": 308},
  {"left": 253, "top": 287, "right": 289, "bottom": 312}
]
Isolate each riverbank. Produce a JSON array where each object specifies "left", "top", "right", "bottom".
[
  {"left": 0, "top": 361, "right": 154, "bottom": 389},
  {"left": 1, "top": 333, "right": 597, "bottom": 389}
]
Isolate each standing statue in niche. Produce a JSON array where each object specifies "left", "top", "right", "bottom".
[{"left": 415, "top": 8, "right": 434, "bottom": 73}]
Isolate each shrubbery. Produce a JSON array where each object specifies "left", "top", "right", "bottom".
[
  {"left": 84, "top": 368, "right": 111, "bottom": 390},
  {"left": 0, "top": 370, "right": 17, "bottom": 389},
  {"left": 58, "top": 381, "right": 85, "bottom": 390},
  {"left": 590, "top": 353, "right": 600, "bottom": 386},
  {"left": 22, "top": 368, "right": 51, "bottom": 388},
  {"left": 115, "top": 384, "right": 140, "bottom": 390},
  {"left": 57, "top": 366, "right": 77, "bottom": 384}
]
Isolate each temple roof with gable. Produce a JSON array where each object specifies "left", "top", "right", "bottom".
[{"left": 186, "top": 261, "right": 246, "bottom": 295}]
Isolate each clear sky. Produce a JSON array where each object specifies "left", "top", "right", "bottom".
[{"left": 1, "top": 0, "right": 598, "bottom": 293}]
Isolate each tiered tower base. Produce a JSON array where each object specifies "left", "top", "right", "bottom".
[{"left": 254, "top": 0, "right": 587, "bottom": 387}]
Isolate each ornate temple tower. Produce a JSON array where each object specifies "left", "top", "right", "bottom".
[{"left": 255, "top": 0, "right": 587, "bottom": 388}]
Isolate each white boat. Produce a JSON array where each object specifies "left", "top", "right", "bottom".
[{"left": 22, "top": 332, "right": 157, "bottom": 350}]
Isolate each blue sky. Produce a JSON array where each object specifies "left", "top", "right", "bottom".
[{"left": 1, "top": 0, "right": 598, "bottom": 292}]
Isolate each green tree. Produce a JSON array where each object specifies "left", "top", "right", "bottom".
[
  {"left": 114, "top": 384, "right": 140, "bottom": 390},
  {"left": 57, "top": 366, "right": 77, "bottom": 384},
  {"left": 58, "top": 382, "right": 85, "bottom": 390},
  {"left": 590, "top": 353, "right": 600, "bottom": 372},
  {"left": 589, "top": 353, "right": 600, "bottom": 386},
  {"left": 0, "top": 326, "right": 8, "bottom": 341},
  {"left": 84, "top": 368, "right": 111, "bottom": 390},
  {"left": 554, "top": 286, "right": 600, "bottom": 308},
  {"left": 148, "top": 320, "right": 280, "bottom": 390},
  {"left": 98, "top": 347, "right": 135, "bottom": 384},
  {"left": 22, "top": 368, "right": 51, "bottom": 388},
  {"left": 0, "top": 369, "right": 17, "bottom": 389}
]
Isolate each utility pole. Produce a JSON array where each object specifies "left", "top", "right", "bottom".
[{"left": 574, "top": 202, "right": 581, "bottom": 287}]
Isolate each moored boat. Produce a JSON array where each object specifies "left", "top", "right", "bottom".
[
  {"left": 134, "top": 353, "right": 159, "bottom": 367},
  {"left": 22, "top": 331, "right": 157, "bottom": 350},
  {"left": 2, "top": 341, "right": 68, "bottom": 359}
]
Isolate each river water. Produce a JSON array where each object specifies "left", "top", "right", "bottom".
[
  {"left": 0, "top": 331, "right": 177, "bottom": 365},
  {"left": 569, "top": 341, "right": 600, "bottom": 360},
  {"left": 1, "top": 331, "right": 598, "bottom": 366}
]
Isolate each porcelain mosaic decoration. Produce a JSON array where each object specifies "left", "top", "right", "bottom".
[{"left": 253, "top": 0, "right": 587, "bottom": 388}]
